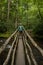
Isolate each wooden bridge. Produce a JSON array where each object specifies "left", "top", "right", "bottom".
[{"left": 0, "top": 28, "right": 43, "bottom": 65}]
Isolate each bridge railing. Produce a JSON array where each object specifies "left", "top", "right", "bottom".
[
  {"left": 24, "top": 38, "right": 38, "bottom": 65},
  {"left": 0, "top": 29, "right": 18, "bottom": 54},
  {"left": 23, "top": 28, "right": 43, "bottom": 65},
  {"left": 3, "top": 34, "right": 18, "bottom": 65},
  {"left": 23, "top": 29, "right": 43, "bottom": 56}
]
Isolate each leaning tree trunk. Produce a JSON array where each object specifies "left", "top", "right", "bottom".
[{"left": 7, "top": 0, "right": 11, "bottom": 22}]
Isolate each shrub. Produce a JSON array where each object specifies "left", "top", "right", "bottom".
[
  {"left": 0, "top": 22, "right": 7, "bottom": 33},
  {"left": 33, "top": 22, "right": 43, "bottom": 39}
]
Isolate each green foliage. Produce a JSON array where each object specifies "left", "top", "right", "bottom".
[
  {"left": 33, "top": 22, "right": 43, "bottom": 39},
  {"left": 0, "top": 0, "right": 43, "bottom": 39},
  {"left": 0, "top": 22, "right": 7, "bottom": 33}
]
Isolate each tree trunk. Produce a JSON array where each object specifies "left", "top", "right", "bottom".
[{"left": 7, "top": 0, "right": 11, "bottom": 22}]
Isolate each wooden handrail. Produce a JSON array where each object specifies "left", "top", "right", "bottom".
[
  {"left": 0, "top": 29, "right": 18, "bottom": 54},
  {"left": 3, "top": 35, "right": 17, "bottom": 65},
  {"left": 11, "top": 37, "right": 18, "bottom": 65},
  {"left": 25, "top": 39, "right": 38, "bottom": 65},
  {"left": 23, "top": 34, "right": 38, "bottom": 65},
  {"left": 24, "top": 43, "right": 31, "bottom": 65},
  {"left": 23, "top": 36, "right": 31, "bottom": 65},
  {"left": 24, "top": 29, "right": 43, "bottom": 56}
]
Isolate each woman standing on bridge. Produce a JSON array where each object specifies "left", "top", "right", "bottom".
[{"left": 18, "top": 25, "right": 24, "bottom": 39}]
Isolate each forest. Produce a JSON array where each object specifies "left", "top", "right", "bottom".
[
  {"left": 0, "top": 0, "right": 43, "bottom": 40},
  {"left": 0, "top": 1, "right": 43, "bottom": 65}
]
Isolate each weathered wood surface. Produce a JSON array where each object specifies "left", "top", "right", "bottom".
[
  {"left": 24, "top": 29, "right": 43, "bottom": 56},
  {"left": 15, "top": 37, "right": 25, "bottom": 65},
  {"left": 25, "top": 39, "right": 38, "bottom": 65},
  {"left": 3, "top": 35, "right": 17, "bottom": 65},
  {"left": 0, "top": 29, "right": 18, "bottom": 54}
]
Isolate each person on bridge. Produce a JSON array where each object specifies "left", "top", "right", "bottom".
[
  {"left": 18, "top": 25, "right": 24, "bottom": 33},
  {"left": 18, "top": 25, "right": 24, "bottom": 39}
]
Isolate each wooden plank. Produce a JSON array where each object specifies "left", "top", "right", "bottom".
[{"left": 15, "top": 38, "right": 25, "bottom": 65}]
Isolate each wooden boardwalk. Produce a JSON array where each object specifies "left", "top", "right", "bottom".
[
  {"left": 0, "top": 29, "right": 43, "bottom": 65},
  {"left": 15, "top": 37, "right": 25, "bottom": 65}
]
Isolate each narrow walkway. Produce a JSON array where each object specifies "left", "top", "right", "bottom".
[{"left": 15, "top": 36, "right": 25, "bottom": 65}]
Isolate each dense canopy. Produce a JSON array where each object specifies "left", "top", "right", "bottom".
[{"left": 0, "top": 0, "right": 43, "bottom": 39}]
